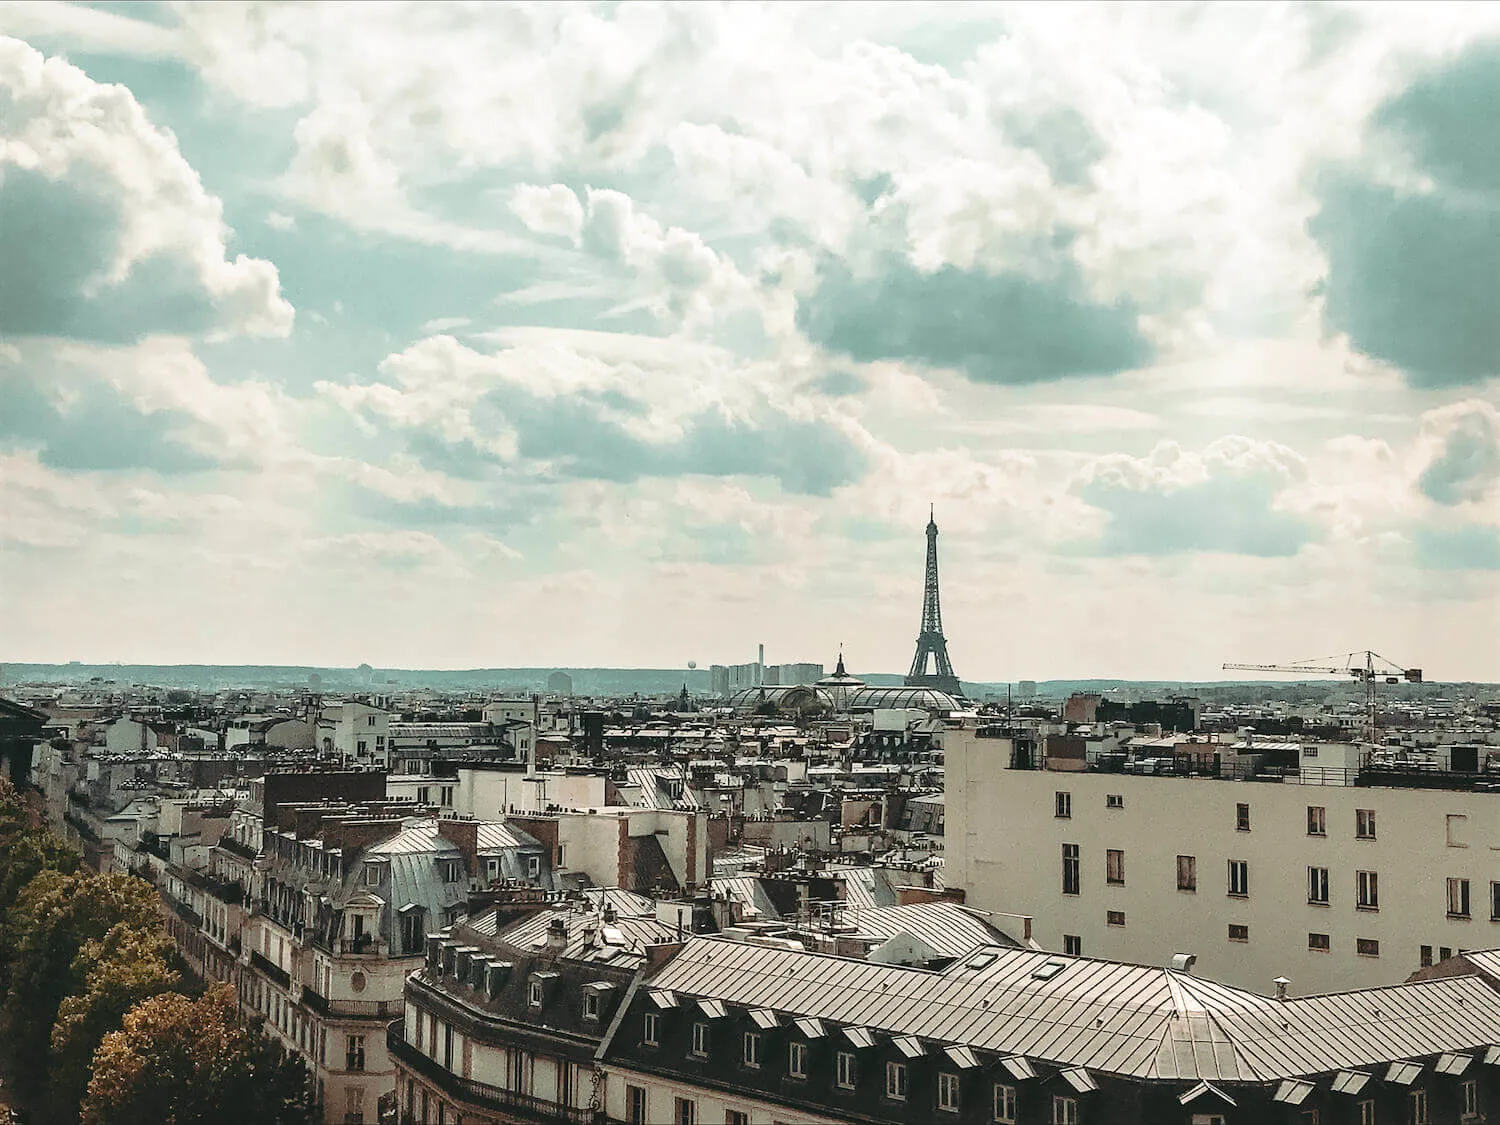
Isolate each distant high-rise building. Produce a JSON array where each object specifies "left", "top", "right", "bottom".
[
  {"left": 1018, "top": 680, "right": 1038, "bottom": 701},
  {"left": 710, "top": 665, "right": 730, "bottom": 697}
]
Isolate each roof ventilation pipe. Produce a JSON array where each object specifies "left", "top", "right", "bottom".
[
  {"left": 1274, "top": 976, "right": 1291, "bottom": 1001},
  {"left": 1169, "top": 953, "right": 1196, "bottom": 973}
]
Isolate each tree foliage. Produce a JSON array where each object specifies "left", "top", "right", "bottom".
[
  {"left": 4, "top": 869, "right": 164, "bottom": 1079},
  {"left": 81, "top": 986, "right": 316, "bottom": 1125},
  {"left": 0, "top": 778, "right": 79, "bottom": 990},
  {"left": 47, "top": 924, "right": 180, "bottom": 1123}
]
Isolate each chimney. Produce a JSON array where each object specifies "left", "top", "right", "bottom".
[
  {"left": 1169, "top": 953, "right": 1196, "bottom": 974},
  {"left": 437, "top": 818, "right": 480, "bottom": 878},
  {"left": 545, "top": 917, "right": 568, "bottom": 956},
  {"left": 1274, "top": 976, "right": 1291, "bottom": 1002}
]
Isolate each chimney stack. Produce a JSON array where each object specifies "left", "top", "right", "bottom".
[{"left": 545, "top": 916, "right": 568, "bottom": 956}]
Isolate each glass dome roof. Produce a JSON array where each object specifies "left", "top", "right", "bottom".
[{"left": 847, "top": 686, "right": 960, "bottom": 713}]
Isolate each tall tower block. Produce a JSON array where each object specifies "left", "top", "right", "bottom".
[{"left": 904, "top": 507, "right": 963, "bottom": 697}]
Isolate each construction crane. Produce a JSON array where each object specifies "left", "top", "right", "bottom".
[{"left": 1221, "top": 651, "right": 1423, "bottom": 746}]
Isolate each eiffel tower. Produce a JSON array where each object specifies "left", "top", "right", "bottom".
[{"left": 904, "top": 506, "right": 963, "bottom": 697}]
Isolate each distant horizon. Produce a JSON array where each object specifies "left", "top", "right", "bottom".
[{"left": 3, "top": 658, "right": 1495, "bottom": 691}]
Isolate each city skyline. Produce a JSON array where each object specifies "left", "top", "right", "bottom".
[{"left": 3, "top": 3, "right": 1500, "bottom": 680}]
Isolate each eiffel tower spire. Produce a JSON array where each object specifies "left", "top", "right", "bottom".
[{"left": 905, "top": 506, "right": 962, "bottom": 696}]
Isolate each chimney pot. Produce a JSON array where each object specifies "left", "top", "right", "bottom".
[{"left": 1274, "top": 976, "right": 1291, "bottom": 1001}]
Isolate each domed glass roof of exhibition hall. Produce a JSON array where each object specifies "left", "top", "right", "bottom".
[
  {"left": 727, "top": 685, "right": 836, "bottom": 715},
  {"left": 847, "top": 687, "right": 961, "bottom": 713}
]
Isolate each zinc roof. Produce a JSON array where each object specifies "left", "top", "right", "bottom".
[
  {"left": 844, "top": 902, "right": 1018, "bottom": 958},
  {"left": 644, "top": 938, "right": 1500, "bottom": 1084}
]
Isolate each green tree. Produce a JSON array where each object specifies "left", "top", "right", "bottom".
[
  {"left": 81, "top": 986, "right": 316, "bottom": 1125},
  {"left": 46, "top": 924, "right": 180, "bottom": 1124},
  {"left": 0, "top": 779, "right": 79, "bottom": 991},
  {"left": 4, "top": 870, "right": 163, "bottom": 1081}
]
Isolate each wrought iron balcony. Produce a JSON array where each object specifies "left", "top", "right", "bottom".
[{"left": 387, "top": 1022, "right": 596, "bottom": 1125}]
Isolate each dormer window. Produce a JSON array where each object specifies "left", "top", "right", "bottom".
[
  {"left": 584, "top": 992, "right": 600, "bottom": 1021},
  {"left": 528, "top": 980, "right": 544, "bottom": 1006},
  {"left": 364, "top": 863, "right": 384, "bottom": 887},
  {"left": 440, "top": 859, "right": 462, "bottom": 883}
]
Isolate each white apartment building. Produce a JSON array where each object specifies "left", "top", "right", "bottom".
[
  {"left": 318, "top": 701, "right": 391, "bottom": 766},
  {"left": 945, "top": 727, "right": 1500, "bottom": 993}
]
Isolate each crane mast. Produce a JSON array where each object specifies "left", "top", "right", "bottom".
[{"left": 1221, "top": 650, "right": 1422, "bottom": 746}]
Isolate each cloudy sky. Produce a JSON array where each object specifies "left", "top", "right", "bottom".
[{"left": 2, "top": 2, "right": 1499, "bottom": 681}]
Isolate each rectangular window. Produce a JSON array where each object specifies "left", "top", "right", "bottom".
[
  {"left": 1356, "top": 808, "right": 1376, "bottom": 839},
  {"left": 788, "top": 1041, "right": 807, "bottom": 1079},
  {"left": 1063, "top": 935, "right": 1082, "bottom": 956},
  {"left": 1309, "top": 932, "right": 1330, "bottom": 952},
  {"left": 1236, "top": 802, "right": 1251, "bottom": 831},
  {"left": 1053, "top": 1095, "right": 1079, "bottom": 1125},
  {"left": 526, "top": 855, "right": 541, "bottom": 879},
  {"left": 643, "top": 1012, "right": 659, "bottom": 1047},
  {"left": 691, "top": 1022, "right": 709, "bottom": 1057},
  {"left": 626, "top": 1086, "right": 647, "bottom": 1125},
  {"left": 1493, "top": 881, "right": 1500, "bottom": 921},
  {"left": 675, "top": 1098, "right": 696, "bottom": 1125},
  {"left": 1062, "top": 844, "right": 1080, "bottom": 895},
  {"left": 1447, "top": 877, "right": 1471, "bottom": 918},
  {"left": 528, "top": 980, "right": 543, "bottom": 1006},
  {"left": 1357, "top": 937, "right": 1380, "bottom": 957},
  {"left": 836, "top": 1051, "right": 856, "bottom": 1090},
  {"left": 1228, "top": 923, "right": 1249, "bottom": 942},
  {"left": 1441, "top": 946, "right": 1453, "bottom": 961},
  {"left": 1420, "top": 944, "right": 1433, "bottom": 967},
  {"left": 938, "top": 1072, "right": 960, "bottom": 1112},
  {"left": 1107, "top": 910, "right": 1125, "bottom": 927},
  {"left": 1227, "top": 860, "right": 1249, "bottom": 898},
  {"left": 1409, "top": 1088, "right": 1428, "bottom": 1125},
  {"left": 1055, "top": 792, "right": 1072, "bottom": 819},
  {"left": 1357, "top": 870, "right": 1379, "bottom": 911},
  {"left": 1307, "top": 805, "right": 1326, "bottom": 836},
  {"left": 345, "top": 1087, "right": 364, "bottom": 1125},
  {"left": 1308, "top": 866, "right": 1330, "bottom": 905},
  {"left": 1464, "top": 1079, "right": 1478, "bottom": 1116},
  {"left": 1358, "top": 1100, "right": 1375, "bottom": 1125},
  {"left": 886, "top": 1061, "right": 908, "bottom": 1101},
  {"left": 1105, "top": 849, "right": 1125, "bottom": 886},
  {"left": 743, "top": 1032, "right": 761, "bottom": 1069},
  {"left": 364, "top": 864, "right": 382, "bottom": 886},
  {"left": 1177, "top": 855, "right": 1197, "bottom": 892},
  {"left": 994, "top": 1084, "right": 1017, "bottom": 1123},
  {"left": 345, "top": 1035, "right": 365, "bottom": 1072},
  {"left": 1106, "top": 794, "right": 1124, "bottom": 809},
  {"left": 727, "top": 1113, "right": 748, "bottom": 1125},
  {"left": 583, "top": 992, "right": 599, "bottom": 1021},
  {"left": 1446, "top": 813, "right": 1468, "bottom": 847}
]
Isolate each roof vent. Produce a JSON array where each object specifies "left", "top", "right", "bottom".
[
  {"left": 1274, "top": 976, "right": 1291, "bottom": 1002},
  {"left": 1170, "top": 953, "right": 1196, "bottom": 973},
  {"left": 1031, "top": 959, "right": 1067, "bottom": 981}
]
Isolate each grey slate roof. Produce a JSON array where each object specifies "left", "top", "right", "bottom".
[{"left": 644, "top": 938, "right": 1500, "bottom": 1084}]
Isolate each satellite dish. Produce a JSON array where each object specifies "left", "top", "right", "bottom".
[{"left": 687, "top": 660, "right": 698, "bottom": 670}]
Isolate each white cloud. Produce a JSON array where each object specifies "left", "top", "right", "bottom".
[{"left": 0, "top": 37, "right": 293, "bottom": 340}]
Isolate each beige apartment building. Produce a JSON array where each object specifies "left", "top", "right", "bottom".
[{"left": 945, "top": 727, "right": 1500, "bottom": 993}]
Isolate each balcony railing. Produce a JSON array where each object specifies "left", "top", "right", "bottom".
[
  {"left": 301, "top": 988, "right": 398, "bottom": 1020},
  {"left": 387, "top": 1023, "right": 596, "bottom": 1125},
  {"left": 216, "top": 837, "right": 260, "bottom": 862},
  {"left": 248, "top": 950, "right": 292, "bottom": 990}
]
